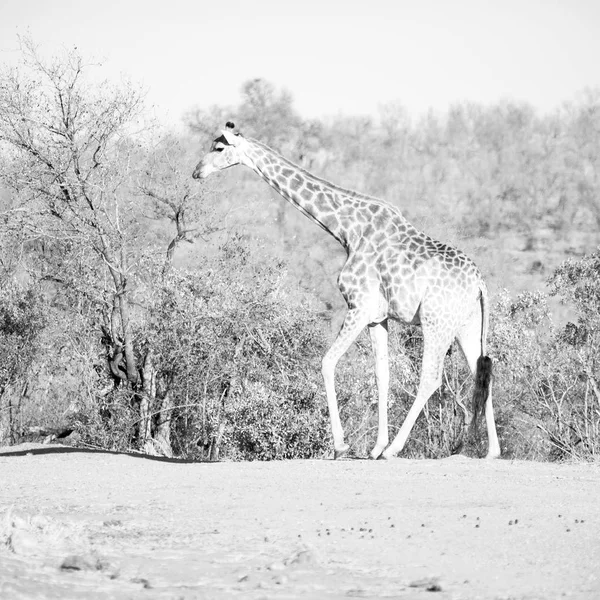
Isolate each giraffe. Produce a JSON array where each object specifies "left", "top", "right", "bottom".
[{"left": 192, "top": 121, "right": 501, "bottom": 461}]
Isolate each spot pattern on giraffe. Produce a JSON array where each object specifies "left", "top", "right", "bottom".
[{"left": 192, "top": 122, "right": 500, "bottom": 461}]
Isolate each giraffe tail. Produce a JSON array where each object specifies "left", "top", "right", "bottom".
[
  {"left": 471, "top": 355, "right": 492, "bottom": 434},
  {"left": 470, "top": 288, "right": 492, "bottom": 436}
]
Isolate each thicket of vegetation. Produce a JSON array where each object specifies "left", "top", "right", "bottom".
[{"left": 1, "top": 41, "right": 599, "bottom": 460}]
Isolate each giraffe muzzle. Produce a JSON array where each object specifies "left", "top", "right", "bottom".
[{"left": 192, "top": 163, "right": 210, "bottom": 179}]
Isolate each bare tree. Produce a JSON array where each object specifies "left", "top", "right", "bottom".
[
  {"left": 137, "top": 134, "right": 216, "bottom": 273},
  {"left": 135, "top": 134, "right": 218, "bottom": 455},
  {"left": 0, "top": 38, "right": 147, "bottom": 384}
]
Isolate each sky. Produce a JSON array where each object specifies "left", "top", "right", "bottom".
[{"left": 1, "top": 0, "right": 600, "bottom": 127}]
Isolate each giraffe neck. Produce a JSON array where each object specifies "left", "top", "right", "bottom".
[{"left": 242, "top": 139, "right": 365, "bottom": 249}]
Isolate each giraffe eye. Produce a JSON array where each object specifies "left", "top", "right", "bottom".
[{"left": 215, "top": 147, "right": 224, "bottom": 153}]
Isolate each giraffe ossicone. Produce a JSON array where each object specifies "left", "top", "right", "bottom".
[{"left": 193, "top": 122, "right": 501, "bottom": 461}]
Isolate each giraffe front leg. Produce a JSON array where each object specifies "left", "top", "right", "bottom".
[
  {"left": 322, "top": 308, "right": 370, "bottom": 459},
  {"left": 322, "top": 354, "right": 348, "bottom": 459},
  {"left": 368, "top": 320, "right": 389, "bottom": 459}
]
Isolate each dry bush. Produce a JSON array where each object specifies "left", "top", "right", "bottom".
[
  {"left": 130, "top": 238, "right": 330, "bottom": 460},
  {"left": 0, "top": 282, "right": 47, "bottom": 444}
]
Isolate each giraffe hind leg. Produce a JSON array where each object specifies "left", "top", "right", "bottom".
[
  {"left": 382, "top": 329, "right": 452, "bottom": 459},
  {"left": 457, "top": 311, "right": 501, "bottom": 459}
]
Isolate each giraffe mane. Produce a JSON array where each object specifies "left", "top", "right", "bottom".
[{"left": 247, "top": 137, "right": 396, "bottom": 210}]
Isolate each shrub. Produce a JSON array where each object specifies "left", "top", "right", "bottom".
[
  {"left": 139, "top": 241, "right": 330, "bottom": 460},
  {"left": 485, "top": 250, "right": 600, "bottom": 461},
  {"left": 488, "top": 289, "right": 555, "bottom": 459},
  {"left": 0, "top": 281, "right": 46, "bottom": 444}
]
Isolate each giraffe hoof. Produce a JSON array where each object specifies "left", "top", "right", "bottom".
[
  {"left": 333, "top": 444, "right": 350, "bottom": 460},
  {"left": 485, "top": 449, "right": 501, "bottom": 459},
  {"left": 369, "top": 446, "right": 386, "bottom": 460},
  {"left": 381, "top": 448, "right": 396, "bottom": 460}
]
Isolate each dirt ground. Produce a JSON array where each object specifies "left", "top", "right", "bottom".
[{"left": 0, "top": 445, "right": 599, "bottom": 600}]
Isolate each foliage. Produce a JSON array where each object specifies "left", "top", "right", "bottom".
[
  {"left": 483, "top": 258, "right": 600, "bottom": 460},
  {"left": 136, "top": 239, "right": 330, "bottom": 460},
  {"left": 0, "top": 280, "right": 46, "bottom": 443},
  {"left": 69, "top": 388, "right": 139, "bottom": 451},
  {"left": 0, "top": 40, "right": 213, "bottom": 455},
  {"left": 2, "top": 39, "right": 600, "bottom": 463},
  {"left": 546, "top": 250, "right": 600, "bottom": 458},
  {"left": 0, "top": 37, "right": 149, "bottom": 389}
]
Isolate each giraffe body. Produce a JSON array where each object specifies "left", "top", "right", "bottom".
[{"left": 193, "top": 123, "right": 500, "bottom": 460}]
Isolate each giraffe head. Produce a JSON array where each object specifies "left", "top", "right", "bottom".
[{"left": 192, "top": 121, "right": 248, "bottom": 179}]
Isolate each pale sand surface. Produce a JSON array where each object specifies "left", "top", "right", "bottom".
[{"left": 1, "top": 445, "right": 599, "bottom": 599}]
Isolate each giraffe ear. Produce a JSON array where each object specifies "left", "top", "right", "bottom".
[{"left": 221, "top": 121, "right": 241, "bottom": 145}]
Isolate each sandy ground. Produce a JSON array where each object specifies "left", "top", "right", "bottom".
[{"left": 0, "top": 445, "right": 599, "bottom": 599}]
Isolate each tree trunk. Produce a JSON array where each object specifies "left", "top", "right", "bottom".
[
  {"left": 154, "top": 388, "right": 173, "bottom": 457},
  {"left": 139, "top": 349, "right": 155, "bottom": 449},
  {"left": 116, "top": 286, "right": 138, "bottom": 385},
  {"left": 102, "top": 243, "right": 138, "bottom": 387},
  {"left": 208, "top": 422, "right": 226, "bottom": 461}
]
